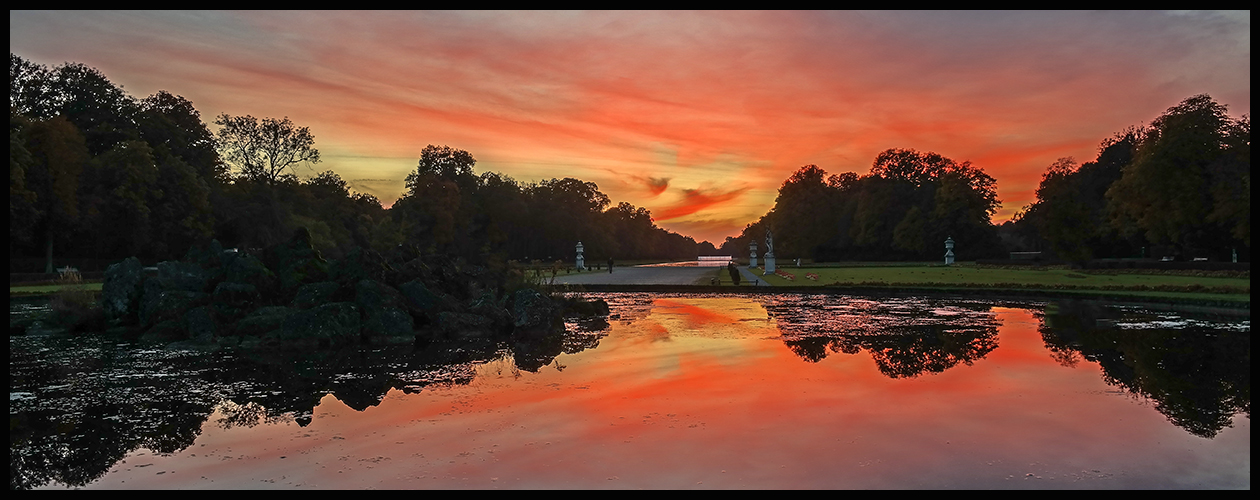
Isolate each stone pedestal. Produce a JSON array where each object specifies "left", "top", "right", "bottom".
[
  {"left": 944, "top": 236, "right": 955, "bottom": 265},
  {"left": 749, "top": 240, "right": 758, "bottom": 268},
  {"left": 575, "top": 241, "right": 586, "bottom": 271},
  {"left": 764, "top": 255, "right": 775, "bottom": 273}
]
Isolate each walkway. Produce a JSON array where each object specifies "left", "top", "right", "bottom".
[{"left": 550, "top": 264, "right": 770, "bottom": 286}]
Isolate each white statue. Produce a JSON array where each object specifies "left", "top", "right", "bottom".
[{"left": 764, "top": 229, "right": 776, "bottom": 273}]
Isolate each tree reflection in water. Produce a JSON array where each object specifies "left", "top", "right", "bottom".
[
  {"left": 8, "top": 294, "right": 1250, "bottom": 489},
  {"left": 8, "top": 315, "right": 610, "bottom": 489},
  {"left": 1037, "top": 300, "right": 1250, "bottom": 439},
  {"left": 758, "top": 294, "right": 1002, "bottom": 378}
]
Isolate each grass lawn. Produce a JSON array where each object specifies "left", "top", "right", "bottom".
[
  {"left": 10, "top": 282, "right": 104, "bottom": 296},
  {"left": 732, "top": 263, "right": 1250, "bottom": 303}
]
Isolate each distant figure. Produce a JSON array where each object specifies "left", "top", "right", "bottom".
[
  {"left": 727, "top": 262, "right": 740, "bottom": 286},
  {"left": 608, "top": 257, "right": 614, "bottom": 273}
]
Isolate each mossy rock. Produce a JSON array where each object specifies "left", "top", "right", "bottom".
[
  {"left": 363, "top": 307, "right": 415, "bottom": 345},
  {"left": 212, "top": 282, "right": 261, "bottom": 320},
  {"left": 102, "top": 256, "right": 145, "bottom": 324},
  {"left": 468, "top": 292, "right": 513, "bottom": 333},
  {"left": 292, "top": 281, "right": 341, "bottom": 309},
  {"left": 224, "top": 253, "right": 277, "bottom": 298},
  {"left": 266, "top": 227, "right": 330, "bottom": 295},
  {"left": 156, "top": 260, "right": 209, "bottom": 293},
  {"left": 511, "top": 288, "right": 558, "bottom": 331},
  {"left": 183, "top": 305, "right": 219, "bottom": 343},
  {"left": 279, "top": 302, "right": 361, "bottom": 348},
  {"left": 355, "top": 279, "right": 406, "bottom": 311},
  {"left": 234, "top": 306, "right": 297, "bottom": 337},
  {"left": 398, "top": 279, "right": 458, "bottom": 322},
  {"left": 140, "top": 288, "right": 208, "bottom": 328},
  {"left": 332, "top": 247, "right": 395, "bottom": 286}
]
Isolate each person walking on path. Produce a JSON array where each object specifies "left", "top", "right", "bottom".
[{"left": 608, "top": 257, "right": 614, "bottom": 273}]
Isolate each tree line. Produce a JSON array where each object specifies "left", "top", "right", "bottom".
[
  {"left": 381, "top": 144, "right": 703, "bottom": 264},
  {"left": 719, "top": 148, "right": 1004, "bottom": 261},
  {"left": 11, "top": 54, "right": 1248, "bottom": 269},
  {"left": 1009, "top": 94, "right": 1249, "bottom": 263},
  {"left": 719, "top": 93, "right": 1249, "bottom": 264},
  {"left": 9, "top": 54, "right": 703, "bottom": 273}
]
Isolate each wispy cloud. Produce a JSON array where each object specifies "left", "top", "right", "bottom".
[{"left": 9, "top": 10, "right": 1250, "bottom": 242}]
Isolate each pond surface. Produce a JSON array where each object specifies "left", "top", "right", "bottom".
[{"left": 10, "top": 293, "right": 1250, "bottom": 489}]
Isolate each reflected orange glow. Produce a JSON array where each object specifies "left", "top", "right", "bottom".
[{"left": 76, "top": 297, "right": 1250, "bottom": 489}]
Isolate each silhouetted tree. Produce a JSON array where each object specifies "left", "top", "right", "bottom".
[
  {"left": 214, "top": 114, "right": 320, "bottom": 185},
  {"left": 767, "top": 164, "right": 838, "bottom": 259},
  {"left": 138, "top": 90, "right": 226, "bottom": 187},
  {"left": 10, "top": 53, "right": 55, "bottom": 118},
  {"left": 1107, "top": 94, "right": 1249, "bottom": 258},
  {"left": 741, "top": 149, "right": 1001, "bottom": 262}
]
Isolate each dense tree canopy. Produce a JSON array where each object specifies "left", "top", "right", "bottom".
[
  {"left": 1013, "top": 94, "right": 1249, "bottom": 262},
  {"left": 9, "top": 54, "right": 711, "bottom": 271},
  {"left": 389, "top": 145, "right": 701, "bottom": 264},
  {"left": 12, "top": 54, "right": 1246, "bottom": 272},
  {"left": 726, "top": 148, "right": 1004, "bottom": 262},
  {"left": 1106, "top": 94, "right": 1249, "bottom": 255}
]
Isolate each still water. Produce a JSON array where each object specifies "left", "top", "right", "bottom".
[{"left": 11, "top": 293, "right": 1250, "bottom": 489}]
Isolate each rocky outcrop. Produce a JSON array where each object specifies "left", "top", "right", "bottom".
[
  {"left": 212, "top": 282, "right": 261, "bottom": 320},
  {"left": 355, "top": 279, "right": 414, "bottom": 345},
  {"left": 98, "top": 229, "right": 609, "bottom": 350},
  {"left": 102, "top": 257, "right": 145, "bottom": 325},
  {"left": 469, "top": 292, "right": 514, "bottom": 334},
  {"left": 265, "top": 228, "right": 330, "bottom": 299},
  {"left": 224, "top": 253, "right": 277, "bottom": 299},
  {"left": 511, "top": 288, "right": 558, "bottom": 331},
  {"left": 277, "top": 302, "right": 360, "bottom": 349},
  {"left": 235, "top": 306, "right": 295, "bottom": 338},
  {"left": 291, "top": 281, "right": 340, "bottom": 310},
  {"left": 398, "top": 279, "right": 448, "bottom": 321}
]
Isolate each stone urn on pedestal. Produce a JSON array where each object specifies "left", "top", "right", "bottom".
[
  {"left": 944, "top": 236, "right": 955, "bottom": 265},
  {"left": 575, "top": 241, "right": 585, "bottom": 271}
]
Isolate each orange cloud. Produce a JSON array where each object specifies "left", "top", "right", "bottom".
[
  {"left": 642, "top": 177, "right": 670, "bottom": 197},
  {"left": 9, "top": 11, "right": 1250, "bottom": 242},
  {"left": 652, "top": 187, "right": 750, "bottom": 222}
]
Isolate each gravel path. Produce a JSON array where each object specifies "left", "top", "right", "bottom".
[{"left": 549, "top": 265, "right": 770, "bottom": 286}]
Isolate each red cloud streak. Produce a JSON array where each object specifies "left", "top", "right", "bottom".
[
  {"left": 652, "top": 187, "right": 750, "bottom": 222},
  {"left": 8, "top": 11, "right": 1249, "bottom": 241}
]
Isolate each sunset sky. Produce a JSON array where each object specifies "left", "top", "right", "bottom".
[{"left": 9, "top": 10, "right": 1251, "bottom": 245}]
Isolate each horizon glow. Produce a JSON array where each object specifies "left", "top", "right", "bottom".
[{"left": 9, "top": 10, "right": 1250, "bottom": 245}]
